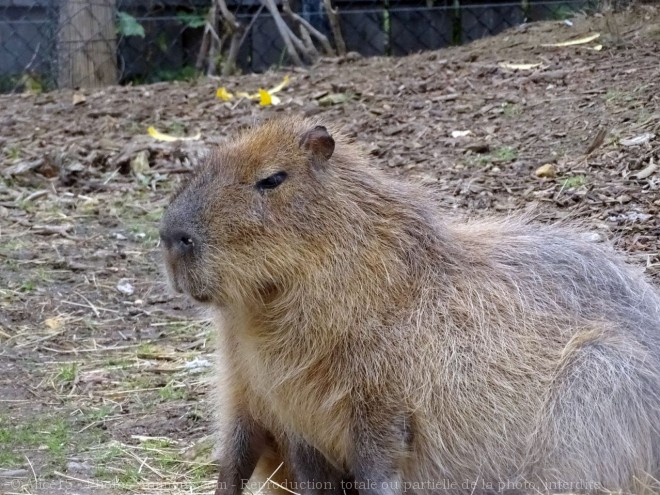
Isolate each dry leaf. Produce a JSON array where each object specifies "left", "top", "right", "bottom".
[
  {"left": 319, "top": 93, "right": 350, "bottom": 106},
  {"left": 269, "top": 75, "right": 290, "bottom": 94},
  {"left": 499, "top": 62, "right": 542, "bottom": 70},
  {"left": 45, "top": 317, "right": 64, "bottom": 330},
  {"left": 232, "top": 75, "right": 290, "bottom": 103},
  {"left": 632, "top": 160, "right": 657, "bottom": 180},
  {"left": 259, "top": 89, "right": 272, "bottom": 106},
  {"left": 147, "top": 126, "right": 201, "bottom": 142},
  {"left": 585, "top": 128, "right": 608, "bottom": 155},
  {"left": 258, "top": 89, "right": 281, "bottom": 106},
  {"left": 542, "top": 33, "right": 600, "bottom": 47},
  {"left": 130, "top": 150, "right": 150, "bottom": 175},
  {"left": 620, "top": 133, "right": 655, "bottom": 146},
  {"left": 216, "top": 87, "right": 233, "bottom": 101}
]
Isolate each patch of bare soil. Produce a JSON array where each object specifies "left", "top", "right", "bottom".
[{"left": 0, "top": 5, "right": 658, "bottom": 494}]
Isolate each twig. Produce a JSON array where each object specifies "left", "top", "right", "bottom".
[
  {"left": 585, "top": 127, "right": 608, "bottom": 155},
  {"left": 61, "top": 300, "right": 119, "bottom": 314},
  {"left": 76, "top": 292, "right": 101, "bottom": 318},
  {"left": 53, "top": 471, "right": 108, "bottom": 487},
  {"left": 77, "top": 414, "right": 125, "bottom": 433},
  {"left": 119, "top": 447, "right": 166, "bottom": 479},
  {"left": 254, "top": 462, "right": 285, "bottom": 495},
  {"left": 41, "top": 343, "right": 140, "bottom": 354},
  {"left": 24, "top": 190, "right": 49, "bottom": 202},
  {"left": 24, "top": 455, "right": 38, "bottom": 487}
]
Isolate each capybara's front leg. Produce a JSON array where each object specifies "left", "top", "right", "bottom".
[{"left": 215, "top": 414, "right": 269, "bottom": 495}]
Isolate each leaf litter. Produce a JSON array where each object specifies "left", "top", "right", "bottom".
[{"left": 0, "top": 5, "right": 659, "bottom": 494}]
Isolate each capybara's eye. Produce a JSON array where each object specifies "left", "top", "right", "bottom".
[{"left": 255, "top": 171, "right": 288, "bottom": 192}]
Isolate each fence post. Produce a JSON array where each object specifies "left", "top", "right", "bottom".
[{"left": 57, "top": 0, "right": 118, "bottom": 89}]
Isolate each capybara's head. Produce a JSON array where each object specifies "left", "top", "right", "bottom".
[{"left": 159, "top": 117, "right": 355, "bottom": 306}]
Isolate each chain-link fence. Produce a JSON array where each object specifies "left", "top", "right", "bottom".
[{"left": 0, "top": 0, "right": 615, "bottom": 93}]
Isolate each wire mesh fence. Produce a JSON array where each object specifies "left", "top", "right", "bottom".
[{"left": 0, "top": 0, "right": 618, "bottom": 93}]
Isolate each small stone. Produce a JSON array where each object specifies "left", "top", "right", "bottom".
[
  {"left": 67, "top": 460, "right": 92, "bottom": 473},
  {"left": 535, "top": 163, "right": 557, "bottom": 178}
]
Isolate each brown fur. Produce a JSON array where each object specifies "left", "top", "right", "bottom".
[{"left": 160, "top": 116, "right": 660, "bottom": 494}]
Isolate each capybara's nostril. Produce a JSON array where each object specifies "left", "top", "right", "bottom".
[{"left": 160, "top": 227, "right": 196, "bottom": 254}]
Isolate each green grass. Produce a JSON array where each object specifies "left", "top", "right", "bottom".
[
  {"left": 6, "top": 146, "right": 21, "bottom": 160},
  {"left": 119, "top": 202, "right": 161, "bottom": 242},
  {"left": 105, "top": 356, "right": 134, "bottom": 369},
  {"left": 42, "top": 419, "right": 70, "bottom": 459},
  {"left": 127, "top": 223, "right": 160, "bottom": 243},
  {"left": 18, "top": 280, "right": 36, "bottom": 292},
  {"left": 0, "top": 425, "right": 24, "bottom": 466},
  {"left": 118, "top": 465, "right": 147, "bottom": 485},
  {"left": 605, "top": 89, "right": 636, "bottom": 106},
  {"left": 56, "top": 363, "right": 78, "bottom": 385},
  {"left": 0, "top": 450, "right": 23, "bottom": 467},
  {"left": 492, "top": 146, "right": 518, "bottom": 162},
  {"left": 97, "top": 443, "right": 124, "bottom": 463},
  {"left": 83, "top": 405, "right": 116, "bottom": 423},
  {"left": 140, "top": 438, "right": 181, "bottom": 469},
  {"left": 16, "top": 268, "right": 53, "bottom": 292},
  {"left": 468, "top": 146, "right": 519, "bottom": 167},
  {"left": 165, "top": 120, "right": 186, "bottom": 136},
  {"left": 561, "top": 175, "right": 587, "bottom": 189},
  {"left": 501, "top": 102, "right": 522, "bottom": 118},
  {"left": 0, "top": 415, "right": 72, "bottom": 468},
  {"left": 159, "top": 381, "right": 187, "bottom": 401}
]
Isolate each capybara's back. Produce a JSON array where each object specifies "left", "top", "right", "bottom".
[
  {"left": 160, "top": 117, "right": 660, "bottom": 495},
  {"left": 405, "top": 216, "right": 660, "bottom": 493}
]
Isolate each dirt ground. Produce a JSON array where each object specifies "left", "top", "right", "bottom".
[{"left": 1, "top": 5, "right": 659, "bottom": 494}]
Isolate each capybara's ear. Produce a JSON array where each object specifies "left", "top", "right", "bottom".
[{"left": 299, "top": 125, "right": 335, "bottom": 161}]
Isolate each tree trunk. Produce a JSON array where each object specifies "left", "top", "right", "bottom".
[
  {"left": 58, "top": 0, "right": 117, "bottom": 88},
  {"left": 216, "top": 0, "right": 245, "bottom": 76},
  {"left": 323, "top": 0, "right": 346, "bottom": 56}
]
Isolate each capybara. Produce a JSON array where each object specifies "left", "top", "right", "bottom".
[{"left": 160, "top": 116, "right": 660, "bottom": 495}]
